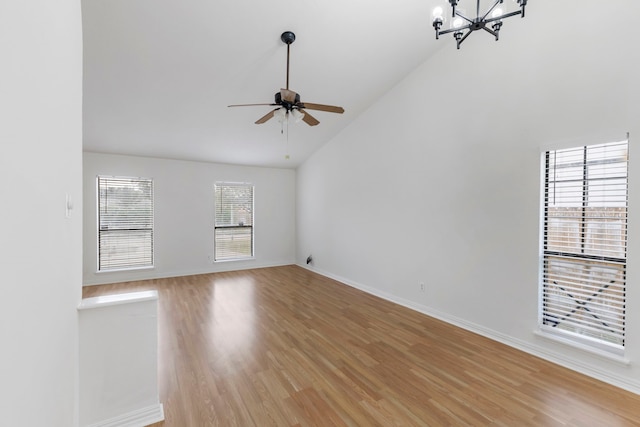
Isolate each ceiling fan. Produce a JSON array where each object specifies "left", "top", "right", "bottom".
[{"left": 228, "top": 31, "right": 344, "bottom": 126}]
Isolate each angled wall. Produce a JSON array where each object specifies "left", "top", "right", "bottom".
[{"left": 297, "top": 1, "right": 640, "bottom": 393}]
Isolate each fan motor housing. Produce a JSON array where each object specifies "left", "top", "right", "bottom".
[{"left": 275, "top": 91, "right": 300, "bottom": 109}]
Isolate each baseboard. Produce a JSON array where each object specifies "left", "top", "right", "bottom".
[
  {"left": 299, "top": 263, "right": 640, "bottom": 396},
  {"left": 83, "top": 261, "right": 295, "bottom": 286},
  {"left": 85, "top": 404, "right": 164, "bottom": 427}
]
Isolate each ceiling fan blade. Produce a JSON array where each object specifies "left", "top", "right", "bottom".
[
  {"left": 228, "top": 103, "right": 277, "bottom": 107},
  {"left": 255, "top": 109, "right": 278, "bottom": 124},
  {"left": 301, "top": 110, "right": 320, "bottom": 126},
  {"left": 280, "top": 89, "right": 298, "bottom": 104},
  {"left": 299, "top": 102, "right": 345, "bottom": 114}
]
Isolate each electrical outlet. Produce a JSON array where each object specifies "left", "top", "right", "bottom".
[{"left": 420, "top": 282, "right": 425, "bottom": 292}]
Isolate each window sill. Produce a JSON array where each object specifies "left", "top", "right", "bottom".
[
  {"left": 96, "top": 266, "right": 155, "bottom": 274},
  {"left": 534, "top": 329, "right": 630, "bottom": 366},
  {"left": 214, "top": 257, "right": 255, "bottom": 263}
]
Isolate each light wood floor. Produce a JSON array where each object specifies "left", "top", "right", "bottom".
[{"left": 83, "top": 265, "right": 640, "bottom": 426}]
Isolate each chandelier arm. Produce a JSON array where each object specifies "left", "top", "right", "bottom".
[
  {"left": 455, "top": 10, "right": 474, "bottom": 25},
  {"left": 438, "top": 25, "right": 472, "bottom": 36},
  {"left": 481, "top": 0, "right": 504, "bottom": 21},
  {"left": 484, "top": 10, "right": 522, "bottom": 23},
  {"left": 482, "top": 26, "right": 498, "bottom": 37}
]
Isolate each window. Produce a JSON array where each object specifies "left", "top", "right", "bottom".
[
  {"left": 540, "top": 140, "right": 628, "bottom": 354},
  {"left": 214, "top": 183, "right": 254, "bottom": 261},
  {"left": 97, "top": 176, "right": 154, "bottom": 271}
]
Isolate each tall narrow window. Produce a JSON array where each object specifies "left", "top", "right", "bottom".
[
  {"left": 214, "top": 183, "right": 254, "bottom": 261},
  {"left": 97, "top": 176, "right": 154, "bottom": 271},
  {"left": 541, "top": 140, "right": 628, "bottom": 354}
]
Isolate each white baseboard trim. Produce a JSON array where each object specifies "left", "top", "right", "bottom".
[
  {"left": 84, "top": 261, "right": 295, "bottom": 286},
  {"left": 86, "top": 404, "right": 164, "bottom": 427},
  {"left": 299, "top": 263, "right": 640, "bottom": 396}
]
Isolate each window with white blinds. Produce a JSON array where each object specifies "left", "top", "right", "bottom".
[
  {"left": 541, "top": 140, "right": 628, "bottom": 353},
  {"left": 97, "top": 176, "right": 154, "bottom": 271},
  {"left": 214, "top": 183, "right": 253, "bottom": 261}
]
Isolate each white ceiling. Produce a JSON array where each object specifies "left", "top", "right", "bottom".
[{"left": 82, "top": 0, "right": 505, "bottom": 168}]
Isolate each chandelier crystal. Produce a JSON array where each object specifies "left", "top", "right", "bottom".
[{"left": 432, "top": 0, "right": 528, "bottom": 49}]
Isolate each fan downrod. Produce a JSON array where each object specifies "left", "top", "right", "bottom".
[{"left": 281, "top": 31, "right": 295, "bottom": 45}]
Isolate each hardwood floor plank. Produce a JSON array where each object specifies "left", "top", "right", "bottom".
[{"left": 83, "top": 266, "right": 640, "bottom": 426}]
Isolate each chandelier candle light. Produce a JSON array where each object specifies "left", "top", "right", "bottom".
[{"left": 432, "top": 0, "right": 528, "bottom": 49}]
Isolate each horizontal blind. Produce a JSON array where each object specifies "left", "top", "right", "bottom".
[
  {"left": 542, "top": 140, "right": 628, "bottom": 348},
  {"left": 98, "top": 176, "right": 154, "bottom": 270},
  {"left": 214, "top": 183, "right": 253, "bottom": 261}
]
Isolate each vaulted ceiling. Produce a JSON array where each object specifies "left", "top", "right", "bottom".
[{"left": 82, "top": 0, "right": 520, "bottom": 168}]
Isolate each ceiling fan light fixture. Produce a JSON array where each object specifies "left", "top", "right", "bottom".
[
  {"left": 274, "top": 108, "right": 286, "bottom": 122},
  {"left": 291, "top": 108, "right": 305, "bottom": 123}
]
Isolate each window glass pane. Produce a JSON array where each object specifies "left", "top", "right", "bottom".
[
  {"left": 214, "top": 183, "right": 253, "bottom": 261},
  {"left": 98, "top": 176, "right": 154, "bottom": 271},
  {"left": 99, "top": 230, "right": 153, "bottom": 269},
  {"left": 541, "top": 140, "right": 627, "bottom": 350},
  {"left": 214, "top": 227, "right": 252, "bottom": 260},
  {"left": 215, "top": 184, "right": 253, "bottom": 226},
  {"left": 584, "top": 211, "right": 626, "bottom": 258},
  {"left": 545, "top": 212, "right": 581, "bottom": 253},
  {"left": 586, "top": 179, "right": 627, "bottom": 207},
  {"left": 542, "top": 256, "right": 625, "bottom": 346}
]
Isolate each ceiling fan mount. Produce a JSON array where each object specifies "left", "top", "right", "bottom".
[
  {"left": 228, "top": 31, "right": 344, "bottom": 127},
  {"left": 280, "top": 31, "right": 296, "bottom": 45}
]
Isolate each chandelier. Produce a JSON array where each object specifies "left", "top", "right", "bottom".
[{"left": 432, "top": 0, "right": 528, "bottom": 49}]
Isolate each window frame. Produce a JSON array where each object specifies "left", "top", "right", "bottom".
[
  {"left": 96, "top": 175, "right": 155, "bottom": 272},
  {"left": 538, "top": 139, "right": 629, "bottom": 357},
  {"left": 214, "top": 182, "right": 254, "bottom": 262}
]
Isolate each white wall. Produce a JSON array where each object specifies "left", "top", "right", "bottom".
[
  {"left": 297, "top": 1, "right": 640, "bottom": 393},
  {"left": 83, "top": 153, "right": 296, "bottom": 285},
  {"left": 0, "top": 1, "right": 83, "bottom": 426}
]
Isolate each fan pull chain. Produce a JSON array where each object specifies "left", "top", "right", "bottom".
[{"left": 285, "top": 116, "right": 290, "bottom": 160}]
